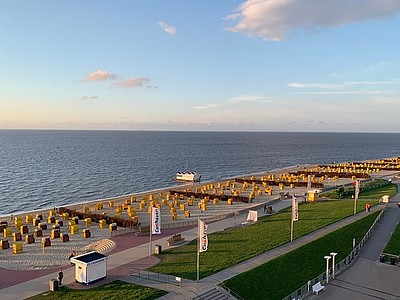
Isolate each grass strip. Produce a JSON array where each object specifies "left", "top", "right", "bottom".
[
  {"left": 148, "top": 199, "right": 378, "bottom": 280},
  {"left": 384, "top": 221, "right": 400, "bottom": 256},
  {"left": 224, "top": 211, "right": 380, "bottom": 300},
  {"left": 322, "top": 181, "right": 397, "bottom": 199},
  {"left": 359, "top": 183, "right": 397, "bottom": 199},
  {"left": 27, "top": 280, "right": 167, "bottom": 300}
]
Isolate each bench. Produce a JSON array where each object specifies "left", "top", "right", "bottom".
[
  {"left": 312, "top": 282, "right": 325, "bottom": 295},
  {"left": 135, "top": 225, "right": 150, "bottom": 236},
  {"left": 264, "top": 205, "right": 274, "bottom": 214},
  {"left": 167, "top": 234, "right": 185, "bottom": 246}
]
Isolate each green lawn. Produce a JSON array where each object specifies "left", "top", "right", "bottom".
[
  {"left": 359, "top": 183, "right": 397, "bottom": 199},
  {"left": 148, "top": 199, "right": 378, "bottom": 280},
  {"left": 27, "top": 280, "right": 167, "bottom": 300},
  {"left": 384, "top": 221, "right": 400, "bottom": 256},
  {"left": 224, "top": 211, "right": 380, "bottom": 300},
  {"left": 321, "top": 180, "right": 397, "bottom": 199}
]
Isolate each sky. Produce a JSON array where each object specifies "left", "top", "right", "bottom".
[{"left": 1, "top": 0, "right": 400, "bottom": 132}]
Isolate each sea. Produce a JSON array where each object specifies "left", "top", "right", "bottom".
[{"left": 1, "top": 130, "right": 399, "bottom": 216}]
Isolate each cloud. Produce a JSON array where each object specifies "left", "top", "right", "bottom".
[
  {"left": 288, "top": 80, "right": 399, "bottom": 89},
  {"left": 111, "top": 77, "right": 150, "bottom": 89},
  {"left": 84, "top": 70, "right": 118, "bottom": 81},
  {"left": 80, "top": 96, "right": 99, "bottom": 100},
  {"left": 226, "top": 0, "right": 400, "bottom": 41},
  {"left": 294, "top": 90, "right": 386, "bottom": 95},
  {"left": 345, "top": 81, "right": 396, "bottom": 85},
  {"left": 192, "top": 95, "right": 270, "bottom": 110},
  {"left": 287, "top": 83, "right": 342, "bottom": 89},
  {"left": 287, "top": 80, "right": 400, "bottom": 95},
  {"left": 328, "top": 72, "right": 341, "bottom": 78},
  {"left": 158, "top": 21, "right": 177, "bottom": 35},
  {"left": 362, "top": 61, "right": 391, "bottom": 73}
]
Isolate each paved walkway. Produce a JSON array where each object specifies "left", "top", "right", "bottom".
[
  {"left": 0, "top": 190, "right": 397, "bottom": 299},
  {"left": 0, "top": 200, "right": 281, "bottom": 299},
  {"left": 120, "top": 202, "right": 387, "bottom": 300},
  {"left": 308, "top": 183, "right": 400, "bottom": 300}
]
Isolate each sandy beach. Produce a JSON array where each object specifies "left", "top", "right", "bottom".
[{"left": 0, "top": 163, "right": 397, "bottom": 272}]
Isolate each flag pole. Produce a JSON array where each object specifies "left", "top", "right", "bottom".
[
  {"left": 290, "top": 196, "right": 298, "bottom": 242},
  {"left": 196, "top": 217, "right": 200, "bottom": 282},
  {"left": 290, "top": 196, "right": 294, "bottom": 242},
  {"left": 353, "top": 180, "right": 359, "bottom": 215},
  {"left": 290, "top": 217, "right": 294, "bottom": 242},
  {"left": 149, "top": 208, "right": 152, "bottom": 257}
]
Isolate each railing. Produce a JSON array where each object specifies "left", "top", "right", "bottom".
[
  {"left": 161, "top": 219, "right": 199, "bottom": 229},
  {"left": 105, "top": 194, "right": 282, "bottom": 238},
  {"left": 380, "top": 252, "right": 400, "bottom": 266},
  {"left": 110, "top": 226, "right": 138, "bottom": 237},
  {"left": 282, "top": 205, "right": 387, "bottom": 300},
  {"left": 219, "top": 281, "right": 245, "bottom": 300},
  {"left": 130, "top": 267, "right": 183, "bottom": 286}
]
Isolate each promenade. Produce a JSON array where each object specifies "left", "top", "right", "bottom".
[
  {"left": 0, "top": 194, "right": 395, "bottom": 299},
  {"left": 0, "top": 168, "right": 398, "bottom": 299},
  {"left": 122, "top": 201, "right": 391, "bottom": 300},
  {"left": 308, "top": 187, "right": 400, "bottom": 300}
]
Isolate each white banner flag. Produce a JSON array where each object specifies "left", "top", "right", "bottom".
[
  {"left": 307, "top": 175, "right": 312, "bottom": 190},
  {"left": 292, "top": 196, "right": 299, "bottom": 221},
  {"left": 246, "top": 210, "right": 258, "bottom": 222},
  {"left": 199, "top": 219, "right": 208, "bottom": 252},
  {"left": 151, "top": 207, "right": 161, "bottom": 235},
  {"left": 355, "top": 180, "right": 360, "bottom": 199}
]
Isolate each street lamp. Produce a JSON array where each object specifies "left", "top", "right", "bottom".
[
  {"left": 330, "top": 252, "right": 338, "bottom": 279},
  {"left": 324, "top": 255, "right": 331, "bottom": 283}
]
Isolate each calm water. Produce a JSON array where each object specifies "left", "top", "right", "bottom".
[{"left": 1, "top": 130, "right": 399, "bottom": 216}]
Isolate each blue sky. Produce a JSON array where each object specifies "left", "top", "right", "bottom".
[{"left": 1, "top": 0, "right": 400, "bottom": 132}]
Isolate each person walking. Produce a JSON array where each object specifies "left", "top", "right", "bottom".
[{"left": 58, "top": 270, "right": 64, "bottom": 286}]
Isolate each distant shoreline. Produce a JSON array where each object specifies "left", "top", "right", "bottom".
[
  {"left": 0, "top": 164, "right": 309, "bottom": 218},
  {"left": 2, "top": 130, "right": 399, "bottom": 219}
]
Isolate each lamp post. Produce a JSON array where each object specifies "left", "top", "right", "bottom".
[
  {"left": 324, "top": 255, "right": 331, "bottom": 283},
  {"left": 330, "top": 252, "right": 338, "bottom": 279}
]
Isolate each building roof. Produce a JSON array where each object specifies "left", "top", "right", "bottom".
[{"left": 71, "top": 251, "right": 107, "bottom": 263}]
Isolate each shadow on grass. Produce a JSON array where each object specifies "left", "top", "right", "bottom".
[{"left": 208, "top": 239, "right": 247, "bottom": 244}]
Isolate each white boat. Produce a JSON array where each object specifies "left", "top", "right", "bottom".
[{"left": 176, "top": 172, "right": 201, "bottom": 182}]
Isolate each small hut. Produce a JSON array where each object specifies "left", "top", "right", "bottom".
[{"left": 70, "top": 251, "right": 108, "bottom": 285}]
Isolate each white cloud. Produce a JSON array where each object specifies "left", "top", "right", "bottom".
[
  {"left": 158, "top": 21, "right": 177, "bottom": 35},
  {"left": 84, "top": 70, "right": 118, "bottom": 81},
  {"left": 294, "top": 90, "right": 385, "bottom": 95},
  {"left": 287, "top": 83, "right": 342, "bottom": 89},
  {"left": 226, "top": 0, "right": 400, "bottom": 41},
  {"left": 362, "top": 61, "right": 391, "bottom": 73},
  {"left": 80, "top": 96, "right": 99, "bottom": 100},
  {"left": 111, "top": 77, "right": 150, "bottom": 89},
  {"left": 192, "top": 95, "right": 270, "bottom": 110},
  {"left": 328, "top": 72, "right": 341, "bottom": 78},
  {"left": 345, "top": 81, "right": 396, "bottom": 85},
  {"left": 287, "top": 80, "right": 400, "bottom": 95},
  {"left": 288, "top": 80, "right": 399, "bottom": 90}
]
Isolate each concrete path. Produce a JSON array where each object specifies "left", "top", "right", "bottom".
[
  {"left": 308, "top": 183, "right": 400, "bottom": 300},
  {"left": 0, "top": 190, "right": 397, "bottom": 300},
  {"left": 121, "top": 202, "right": 386, "bottom": 300},
  {"left": 0, "top": 200, "right": 283, "bottom": 300}
]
